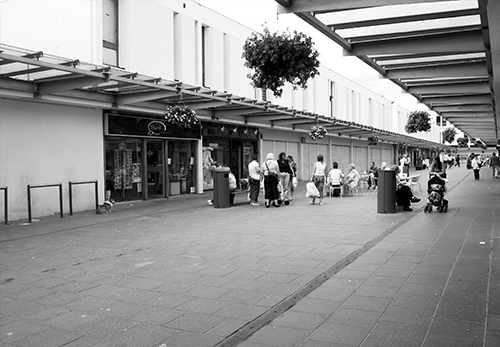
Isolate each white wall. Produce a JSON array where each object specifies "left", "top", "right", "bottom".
[
  {"left": 0, "top": 100, "right": 104, "bottom": 221},
  {"left": 0, "top": 0, "right": 101, "bottom": 63},
  {"left": 120, "top": 0, "right": 175, "bottom": 78}
]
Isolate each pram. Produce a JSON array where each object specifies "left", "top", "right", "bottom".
[{"left": 424, "top": 173, "right": 448, "bottom": 213}]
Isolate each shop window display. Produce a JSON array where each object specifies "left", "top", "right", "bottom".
[
  {"left": 105, "top": 138, "right": 142, "bottom": 201},
  {"left": 168, "top": 140, "right": 196, "bottom": 195}
]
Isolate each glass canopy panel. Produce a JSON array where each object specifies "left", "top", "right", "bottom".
[{"left": 315, "top": 1, "right": 479, "bottom": 26}]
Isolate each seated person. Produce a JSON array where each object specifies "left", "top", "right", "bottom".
[
  {"left": 368, "top": 161, "right": 378, "bottom": 189},
  {"left": 344, "top": 163, "right": 360, "bottom": 196},
  {"left": 327, "top": 161, "right": 344, "bottom": 197},
  {"left": 229, "top": 170, "right": 237, "bottom": 206},
  {"left": 391, "top": 165, "right": 420, "bottom": 211}
]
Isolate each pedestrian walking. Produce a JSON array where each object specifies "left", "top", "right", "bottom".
[
  {"left": 489, "top": 152, "right": 500, "bottom": 178},
  {"left": 310, "top": 154, "right": 327, "bottom": 205},
  {"left": 287, "top": 155, "right": 298, "bottom": 200},
  {"left": 261, "top": 153, "right": 280, "bottom": 208},
  {"left": 471, "top": 154, "right": 482, "bottom": 180},
  {"left": 277, "top": 152, "right": 293, "bottom": 205},
  {"left": 248, "top": 154, "right": 261, "bottom": 206}
]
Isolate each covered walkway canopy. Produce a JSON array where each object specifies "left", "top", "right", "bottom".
[
  {"left": 0, "top": 43, "right": 440, "bottom": 148},
  {"left": 277, "top": 0, "right": 499, "bottom": 147}
]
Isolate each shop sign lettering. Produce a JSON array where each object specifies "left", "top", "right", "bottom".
[{"left": 147, "top": 121, "right": 167, "bottom": 136}]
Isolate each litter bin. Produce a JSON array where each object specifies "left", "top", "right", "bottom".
[
  {"left": 377, "top": 169, "right": 396, "bottom": 213},
  {"left": 213, "top": 169, "right": 230, "bottom": 208}
]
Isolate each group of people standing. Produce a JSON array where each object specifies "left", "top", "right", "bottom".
[
  {"left": 467, "top": 152, "right": 500, "bottom": 180},
  {"left": 247, "top": 152, "right": 298, "bottom": 208}
]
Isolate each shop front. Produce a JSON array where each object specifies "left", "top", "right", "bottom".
[
  {"left": 104, "top": 113, "right": 200, "bottom": 201},
  {"left": 201, "top": 122, "right": 259, "bottom": 191}
]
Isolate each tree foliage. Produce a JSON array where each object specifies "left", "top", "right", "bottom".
[
  {"left": 405, "top": 109, "right": 431, "bottom": 133},
  {"left": 242, "top": 27, "right": 320, "bottom": 97},
  {"left": 456, "top": 136, "right": 469, "bottom": 147},
  {"left": 442, "top": 127, "right": 457, "bottom": 144}
]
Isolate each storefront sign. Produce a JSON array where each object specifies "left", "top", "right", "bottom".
[{"left": 106, "top": 114, "right": 201, "bottom": 139}]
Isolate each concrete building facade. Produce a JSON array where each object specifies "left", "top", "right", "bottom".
[{"left": 0, "top": 0, "right": 441, "bottom": 222}]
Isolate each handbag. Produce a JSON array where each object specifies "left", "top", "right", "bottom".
[
  {"left": 265, "top": 162, "right": 279, "bottom": 179},
  {"left": 306, "top": 181, "right": 320, "bottom": 198}
]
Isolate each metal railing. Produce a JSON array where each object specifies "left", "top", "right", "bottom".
[
  {"left": 68, "top": 180, "right": 98, "bottom": 216},
  {"left": 0, "top": 186, "right": 7, "bottom": 224},
  {"left": 27, "top": 183, "right": 63, "bottom": 223}
]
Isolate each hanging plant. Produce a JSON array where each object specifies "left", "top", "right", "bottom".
[
  {"left": 474, "top": 138, "right": 487, "bottom": 150},
  {"left": 309, "top": 126, "right": 328, "bottom": 140},
  {"left": 442, "top": 127, "right": 457, "bottom": 144},
  {"left": 242, "top": 27, "right": 320, "bottom": 97},
  {"left": 165, "top": 105, "right": 199, "bottom": 128},
  {"left": 367, "top": 136, "right": 379, "bottom": 146},
  {"left": 405, "top": 109, "right": 431, "bottom": 133},
  {"left": 456, "top": 137, "right": 469, "bottom": 148},
  {"left": 398, "top": 142, "right": 408, "bottom": 150}
]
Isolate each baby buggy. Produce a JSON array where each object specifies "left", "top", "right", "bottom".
[{"left": 424, "top": 173, "right": 448, "bottom": 213}]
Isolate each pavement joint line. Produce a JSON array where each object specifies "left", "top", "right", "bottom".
[
  {"left": 214, "top": 172, "right": 470, "bottom": 347},
  {"left": 214, "top": 203, "right": 426, "bottom": 347}
]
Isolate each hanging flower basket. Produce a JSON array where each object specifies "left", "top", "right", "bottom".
[
  {"left": 165, "top": 105, "right": 199, "bottom": 128},
  {"left": 405, "top": 109, "right": 431, "bottom": 133},
  {"left": 242, "top": 27, "right": 320, "bottom": 98},
  {"left": 398, "top": 142, "right": 408, "bottom": 150},
  {"left": 367, "top": 136, "right": 379, "bottom": 146},
  {"left": 442, "top": 127, "right": 457, "bottom": 144},
  {"left": 475, "top": 138, "right": 487, "bottom": 150},
  {"left": 309, "top": 126, "right": 328, "bottom": 140},
  {"left": 456, "top": 137, "right": 469, "bottom": 148}
]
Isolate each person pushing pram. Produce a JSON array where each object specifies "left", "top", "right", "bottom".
[{"left": 424, "top": 156, "right": 449, "bottom": 213}]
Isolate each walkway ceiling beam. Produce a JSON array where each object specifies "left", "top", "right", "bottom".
[
  {"left": 346, "top": 25, "right": 481, "bottom": 44},
  {"left": 422, "top": 94, "right": 492, "bottom": 105},
  {"left": 344, "top": 31, "right": 485, "bottom": 57},
  {"left": 373, "top": 51, "right": 484, "bottom": 62},
  {"left": 294, "top": 12, "right": 351, "bottom": 51},
  {"left": 385, "top": 62, "right": 488, "bottom": 79},
  {"left": 408, "top": 82, "right": 490, "bottom": 95},
  {"left": 327, "top": 8, "right": 479, "bottom": 30},
  {"left": 276, "top": 0, "right": 453, "bottom": 14},
  {"left": 439, "top": 112, "right": 494, "bottom": 118},
  {"left": 402, "top": 77, "right": 489, "bottom": 87},
  {"left": 382, "top": 57, "right": 486, "bottom": 70},
  {"left": 433, "top": 105, "right": 493, "bottom": 112}
]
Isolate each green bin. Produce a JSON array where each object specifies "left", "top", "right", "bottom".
[
  {"left": 213, "top": 170, "right": 230, "bottom": 208},
  {"left": 377, "top": 169, "right": 396, "bottom": 213}
]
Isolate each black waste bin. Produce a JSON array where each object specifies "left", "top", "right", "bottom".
[
  {"left": 377, "top": 169, "right": 396, "bottom": 213},
  {"left": 213, "top": 170, "right": 230, "bottom": 208}
]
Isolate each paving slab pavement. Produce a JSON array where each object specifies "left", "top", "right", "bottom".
[{"left": 0, "top": 166, "right": 498, "bottom": 347}]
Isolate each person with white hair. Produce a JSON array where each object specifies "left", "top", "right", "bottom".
[
  {"left": 344, "top": 163, "right": 360, "bottom": 196},
  {"left": 261, "top": 153, "right": 281, "bottom": 208}
]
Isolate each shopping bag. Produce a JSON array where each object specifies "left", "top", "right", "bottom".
[
  {"left": 292, "top": 177, "right": 298, "bottom": 188},
  {"left": 306, "top": 181, "right": 320, "bottom": 198}
]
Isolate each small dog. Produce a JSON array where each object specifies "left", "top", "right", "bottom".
[{"left": 96, "top": 199, "right": 115, "bottom": 214}]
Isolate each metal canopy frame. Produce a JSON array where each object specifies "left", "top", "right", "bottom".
[
  {"left": 277, "top": 0, "right": 500, "bottom": 146},
  {"left": 0, "top": 43, "right": 439, "bottom": 148}
]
